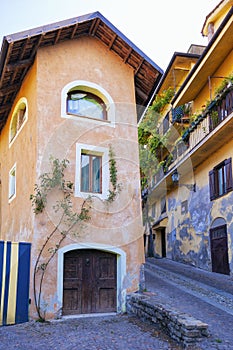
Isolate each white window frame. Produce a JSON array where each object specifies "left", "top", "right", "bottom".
[
  {"left": 61, "top": 80, "right": 115, "bottom": 126},
  {"left": 9, "top": 164, "right": 16, "bottom": 201},
  {"left": 75, "top": 143, "right": 109, "bottom": 200},
  {"left": 9, "top": 97, "right": 28, "bottom": 146}
]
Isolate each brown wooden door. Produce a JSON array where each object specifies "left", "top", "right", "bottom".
[
  {"left": 63, "top": 249, "right": 117, "bottom": 315},
  {"left": 210, "top": 225, "right": 230, "bottom": 275}
]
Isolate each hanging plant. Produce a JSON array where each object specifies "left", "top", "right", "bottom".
[
  {"left": 214, "top": 73, "right": 233, "bottom": 97},
  {"left": 151, "top": 87, "right": 175, "bottom": 114}
]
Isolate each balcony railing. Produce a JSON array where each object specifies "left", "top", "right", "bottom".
[
  {"left": 209, "top": 88, "right": 233, "bottom": 131},
  {"left": 162, "top": 84, "right": 233, "bottom": 174},
  {"left": 182, "top": 85, "right": 233, "bottom": 142}
]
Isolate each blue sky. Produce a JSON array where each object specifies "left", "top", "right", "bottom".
[{"left": 0, "top": 0, "right": 219, "bottom": 70}]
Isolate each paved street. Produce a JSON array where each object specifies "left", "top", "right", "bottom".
[
  {"left": 0, "top": 313, "right": 182, "bottom": 350},
  {"left": 145, "top": 257, "right": 233, "bottom": 349},
  {"left": 1, "top": 257, "right": 233, "bottom": 349}
]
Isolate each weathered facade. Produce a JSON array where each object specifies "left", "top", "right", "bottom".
[
  {"left": 143, "top": 0, "right": 233, "bottom": 274},
  {"left": 0, "top": 12, "right": 162, "bottom": 321}
]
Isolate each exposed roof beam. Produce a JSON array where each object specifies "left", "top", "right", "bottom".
[
  {"left": 31, "top": 34, "right": 44, "bottom": 56},
  {"left": 109, "top": 34, "right": 117, "bottom": 50},
  {"left": 135, "top": 58, "right": 144, "bottom": 75},
  {"left": 6, "top": 58, "right": 33, "bottom": 72},
  {"left": 124, "top": 48, "right": 132, "bottom": 63},
  {"left": 70, "top": 23, "right": 79, "bottom": 39},
  {"left": 54, "top": 28, "right": 62, "bottom": 44},
  {"left": 174, "top": 67, "right": 190, "bottom": 71},
  {"left": 19, "top": 38, "right": 30, "bottom": 59},
  {"left": 89, "top": 18, "right": 100, "bottom": 36},
  {"left": 0, "top": 84, "right": 21, "bottom": 96},
  {"left": 0, "top": 103, "right": 12, "bottom": 112}
]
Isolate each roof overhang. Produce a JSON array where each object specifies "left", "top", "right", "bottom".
[
  {"left": 155, "top": 52, "right": 201, "bottom": 93},
  {"left": 0, "top": 11, "right": 163, "bottom": 132},
  {"left": 202, "top": 0, "right": 232, "bottom": 36},
  {"left": 172, "top": 6, "right": 233, "bottom": 107}
]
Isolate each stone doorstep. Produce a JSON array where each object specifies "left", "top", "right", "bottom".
[{"left": 126, "top": 293, "right": 209, "bottom": 346}]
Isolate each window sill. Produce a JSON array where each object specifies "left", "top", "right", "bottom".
[
  {"left": 75, "top": 191, "right": 107, "bottom": 201},
  {"left": 8, "top": 194, "right": 16, "bottom": 203},
  {"left": 64, "top": 113, "right": 112, "bottom": 124},
  {"left": 210, "top": 189, "right": 233, "bottom": 201}
]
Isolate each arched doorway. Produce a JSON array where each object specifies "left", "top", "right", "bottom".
[
  {"left": 62, "top": 249, "right": 117, "bottom": 315},
  {"left": 210, "top": 218, "right": 230, "bottom": 275}
]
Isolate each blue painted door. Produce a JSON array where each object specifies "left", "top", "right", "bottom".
[{"left": 0, "top": 241, "right": 31, "bottom": 326}]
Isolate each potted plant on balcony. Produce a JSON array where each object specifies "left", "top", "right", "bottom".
[
  {"left": 210, "top": 110, "right": 219, "bottom": 129},
  {"left": 214, "top": 73, "right": 233, "bottom": 99}
]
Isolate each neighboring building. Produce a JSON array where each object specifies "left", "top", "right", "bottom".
[
  {"left": 0, "top": 12, "right": 162, "bottom": 321},
  {"left": 142, "top": 0, "right": 233, "bottom": 275}
]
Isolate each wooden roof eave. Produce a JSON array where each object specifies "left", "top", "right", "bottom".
[
  {"left": 0, "top": 11, "right": 163, "bottom": 132},
  {"left": 172, "top": 7, "right": 233, "bottom": 107},
  {"left": 156, "top": 53, "right": 201, "bottom": 93}
]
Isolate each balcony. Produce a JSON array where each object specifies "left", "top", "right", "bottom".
[
  {"left": 147, "top": 83, "right": 233, "bottom": 196},
  {"left": 168, "top": 84, "right": 233, "bottom": 170}
]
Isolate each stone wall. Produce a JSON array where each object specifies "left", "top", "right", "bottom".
[{"left": 126, "top": 293, "right": 209, "bottom": 348}]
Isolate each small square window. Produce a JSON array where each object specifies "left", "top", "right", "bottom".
[
  {"left": 81, "top": 152, "right": 102, "bottom": 193},
  {"left": 75, "top": 144, "right": 109, "bottom": 199}
]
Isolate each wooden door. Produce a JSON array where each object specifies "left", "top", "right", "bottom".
[
  {"left": 161, "top": 228, "right": 166, "bottom": 258},
  {"left": 210, "top": 225, "right": 230, "bottom": 275},
  {"left": 63, "top": 249, "right": 117, "bottom": 315}
]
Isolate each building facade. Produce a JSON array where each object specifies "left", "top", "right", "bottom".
[
  {"left": 0, "top": 12, "right": 162, "bottom": 321},
  {"left": 142, "top": 0, "right": 233, "bottom": 275}
]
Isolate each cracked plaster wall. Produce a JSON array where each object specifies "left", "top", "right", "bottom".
[{"left": 165, "top": 140, "right": 233, "bottom": 273}]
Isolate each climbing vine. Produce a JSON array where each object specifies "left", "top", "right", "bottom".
[
  {"left": 138, "top": 107, "right": 170, "bottom": 191},
  {"left": 30, "top": 147, "right": 120, "bottom": 321},
  {"left": 107, "top": 146, "right": 122, "bottom": 202}
]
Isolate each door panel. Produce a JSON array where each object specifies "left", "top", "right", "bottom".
[
  {"left": 210, "top": 225, "right": 230, "bottom": 275},
  {"left": 63, "top": 249, "right": 117, "bottom": 315},
  {"left": 63, "top": 255, "right": 82, "bottom": 314},
  {"left": 94, "top": 255, "right": 117, "bottom": 312}
]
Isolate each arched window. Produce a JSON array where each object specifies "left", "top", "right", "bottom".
[
  {"left": 61, "top": 81, "right": 115, "bottom": 124},
  {"left": 9, "top": 97, "right": 28, "bottom": 144},
  {"left": 67, "top": 90, "right": 107, "bottom": 120}
]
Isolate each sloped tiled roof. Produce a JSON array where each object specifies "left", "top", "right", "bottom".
[{"left": 0, "top": 11, "right": 163, "bottom": 131}]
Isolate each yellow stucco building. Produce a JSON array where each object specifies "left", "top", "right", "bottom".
[
  {"left": 0, "top": 12, "right": 162, "bottom": 322},
  {"left": 142, "top": 0, "right": 233, "bottom": 275}
]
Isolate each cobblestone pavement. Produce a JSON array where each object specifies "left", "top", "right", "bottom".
[
  {"left": 0, "top": 314, "right": 182, "bottom": 350},
  {"left": 1, "top": 257, "right": 233, "bottom": 349},
  {"left": 145, "top": 257, "right": 233, "bottom": 350}
]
